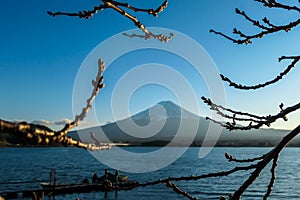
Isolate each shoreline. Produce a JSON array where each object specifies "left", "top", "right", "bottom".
[{"left": 1, "top": 144, "right": 300, "bottom": 148}]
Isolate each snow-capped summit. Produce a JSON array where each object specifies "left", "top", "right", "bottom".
[{"left": 131, "top": 101, "right": 199, "bottom": 123}]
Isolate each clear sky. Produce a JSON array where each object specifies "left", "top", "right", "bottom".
[{"left": 1, "top": 0, "right": 299, "bottom": 130}]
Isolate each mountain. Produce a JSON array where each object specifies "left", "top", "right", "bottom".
[
  {"left": 71, "top": 101, "right": 300, "bottom": 147},
  {"left": 2, "top": 101, "right": 298, "bottom": 147},
  {"left": 73, "top": 101, "right": 203, "bottom": 145}
]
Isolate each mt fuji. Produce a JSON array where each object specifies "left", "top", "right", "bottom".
[{"left": 70, "top": 101, "right": 293, "bottom": 147}]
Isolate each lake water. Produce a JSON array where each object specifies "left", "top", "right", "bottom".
[{"left": 0, "top": 147, "right": 300, "bottom": 199}]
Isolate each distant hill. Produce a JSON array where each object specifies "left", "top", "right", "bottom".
[
  {"left": 70, "top": 101, "right": 300, "bottom": 147},
  {"left": 0, "top": 122, "right": 62, "bottom": 147}
]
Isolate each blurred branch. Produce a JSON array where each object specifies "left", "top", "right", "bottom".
[
  {"left": 221, "top": 55, "right": 300, "bottom": 90},
  {"left": 122, "top": 32, "right": 174, "bottom": 43},
  {"left": 202, "top": 96, "right": 300, "bottom": 131},
  {"left": 0, "top": 59, "right": 110, "bottom": 151},
  {"left": 59, "top": 59, "right": 105, "bottom": 136},
  {"left": 48, "top": 0, "right": 173, "bottom": 42}
]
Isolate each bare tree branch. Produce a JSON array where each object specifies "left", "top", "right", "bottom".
[
  {"left": 165, "top": 181, "right": 198, "bottom": 200},
  {"left": 221, "top": 55, "right": 300, "bottom": 90},
  {"left": 111, "top": 0, "right": 168, "bottom": 17},
  {"left": 254, "top": 0, "right": 300, "bottom": 13},
  {"left": 198, "top": 1, "right": 300, "bottom": 199},
  {"left": 202, "top": 96, "right": 300, "bottom": 131},
  {"left": 47, "top": 4, "right": 107, "bottom": 19},
  {"left": 48, "top": 0, "right": 173, "bottom": 42},
  {"left": 233, "top": 8, "right": 271, "bottom": 31},
  {"left": 138, "top": 164, "right": 257, "bottom": 187},
  {"left": 210, "top": 1, "right": 300, "bottom": 45},
  {"left": 224, "top": 152, "right": 268, "bottom": 163},
  {"left": 263, "top": 154, "right": 278, "bottom": 200}
]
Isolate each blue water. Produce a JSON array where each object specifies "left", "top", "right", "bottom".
[{"left": 0, "top": 147, "right": 300, "bottom": 199}]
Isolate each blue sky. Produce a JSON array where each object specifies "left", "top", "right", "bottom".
[{"left": 1, "top": 0, "right": 299, "bottom": 130}]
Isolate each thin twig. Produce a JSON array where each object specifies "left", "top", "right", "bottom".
[
  {"left": 234, "top": 8, "right": 271, "bottom": 31},
  {"left": 201, "top": 96, "right": 267, "bottom": 120},
  {"left": 111, "top": 0, "right": 168, "bottom": 17},
  {"left": 263, "top": 155, "right": 278, "bottom": 200},
  {"left": 138, "top": 164, "right": 257, "bottom": 187},
  {"left": 224, "top": 152, "right": 269, "bottom": 163},
  {"left": 202, "top": 96, "right": 300, "bottom": 131},
  {"left": 210, "top": 0, "right": 300, "bottom": 45},
  {"left": 254, "top": 0, "right": 300, "bottom": 13},
  {"left": 211, "top": 17, "right": 300, "bottom": 45},
  {"left": 221, "top": 56, "right": 300, "bottom": 90},
  {"left": 165, "top": 181, "right": 198, "bottom": 200}
]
